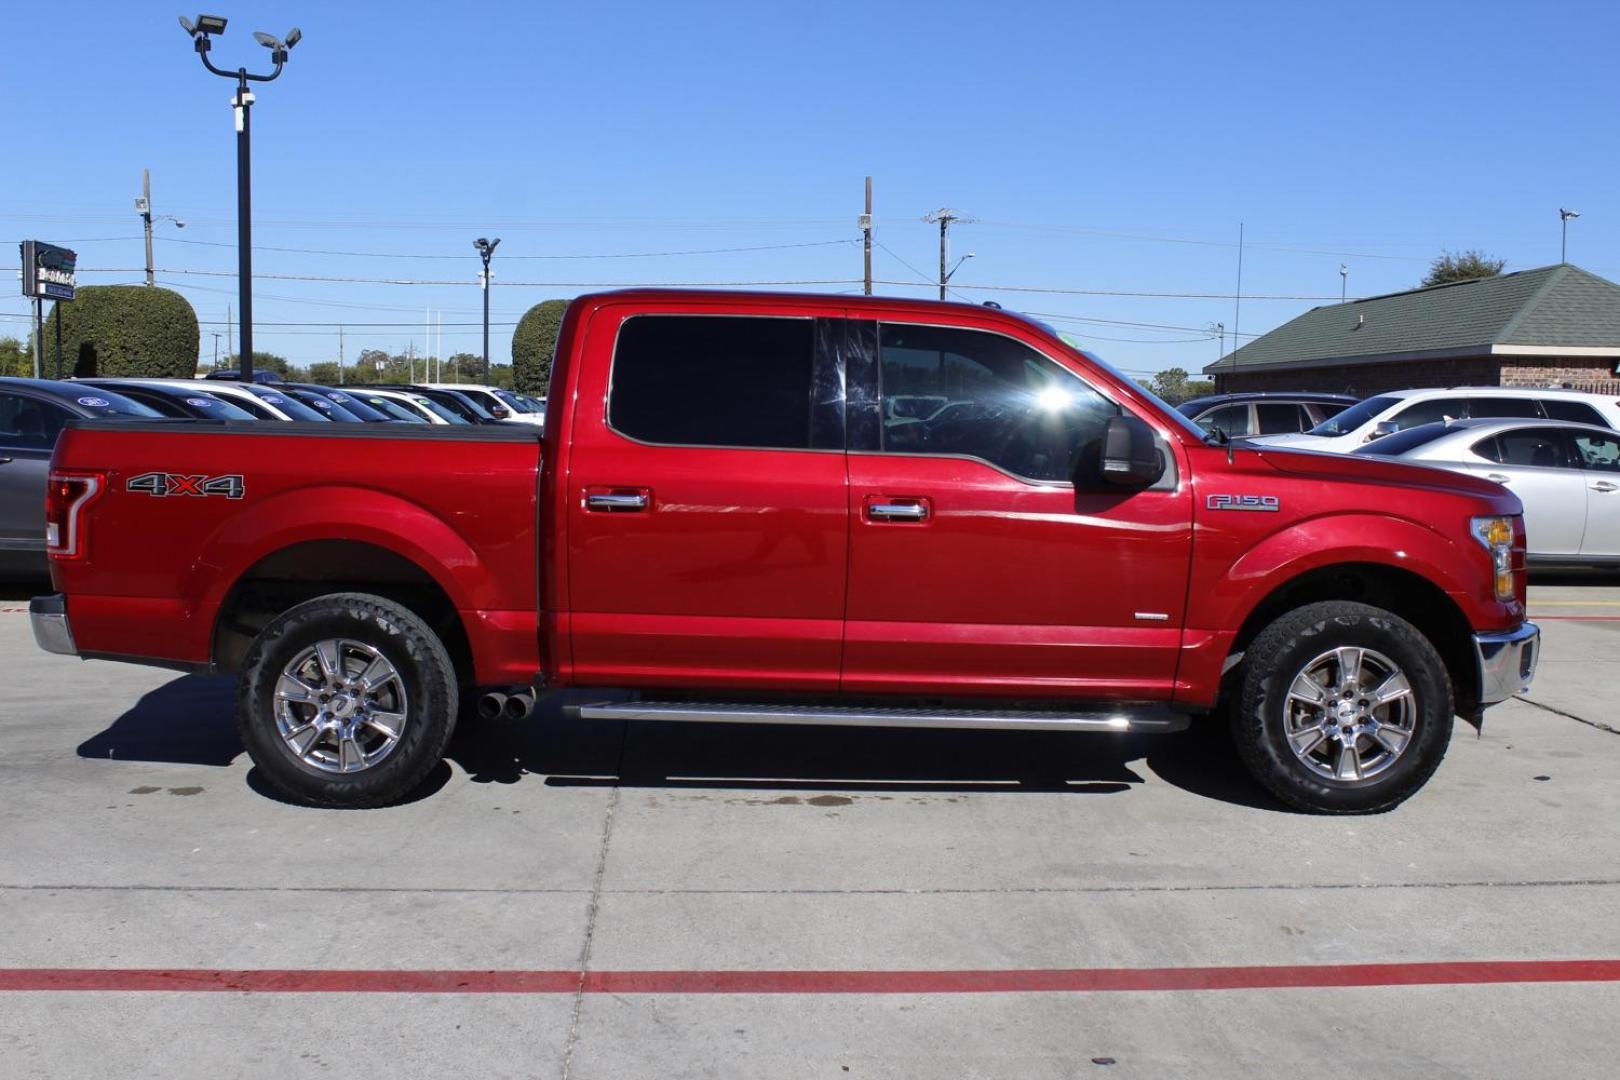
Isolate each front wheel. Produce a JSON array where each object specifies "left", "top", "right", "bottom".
[
  {"left": 1233, "top": 601, "right": 1453, "bottom": 814},
  {"left": 237, "top": 592, "right": 459, "bottom": 808}
]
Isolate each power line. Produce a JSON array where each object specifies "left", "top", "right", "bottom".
[{"left": 154, "top": 236, "right": 859, "bottom": 261}]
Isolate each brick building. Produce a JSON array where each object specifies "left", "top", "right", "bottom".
[{"left": 1205, "top": 264, "right": 1620, "bottom": 396}]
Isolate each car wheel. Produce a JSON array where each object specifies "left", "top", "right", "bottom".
[
  {"left": 1232, "top": 601, "right": 1453, "bottom": 814},
  {"left": 237, "top": 592, "right": 458, "bottom": 808}
]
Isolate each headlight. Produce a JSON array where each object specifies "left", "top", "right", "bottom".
[{"left": 1471, "top": 515, "right": 1518, "bottom": 601}]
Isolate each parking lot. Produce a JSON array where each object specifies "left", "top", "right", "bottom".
[{"left": 1, "top": 578, "right": 1616, "bottom": 1079}]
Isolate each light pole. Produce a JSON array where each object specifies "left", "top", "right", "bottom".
[
  {"left": 474, "top": 237, "right": 501, "bottom": 383},
  {"left": 1560, "top": 208, "right": 1580, "bottom": 264},
  {"left": 135, "top": 169, "right": 185, "bottom": 286},
  {"left": 924, "top": 209, "right": 972, "bottom": 300},
  {"left": 1339, "top": 264, "right": 1348, "bottom": 303},
  {"left": 180, "top": 15, "right": 301, "bottom": 383},
  {"left": 212, "top": 332, "right": 222, "bottom": 367},
  {"left": 943, "top": 253, "right": 975, "bottom": 296}
]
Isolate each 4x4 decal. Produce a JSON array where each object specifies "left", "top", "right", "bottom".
[{"left": 126, "top": 472, "right": 246, "bottom": 499}]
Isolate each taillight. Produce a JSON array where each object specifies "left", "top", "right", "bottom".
[{"left": 45, "top": 471, "right": 105, "bottom": 560}]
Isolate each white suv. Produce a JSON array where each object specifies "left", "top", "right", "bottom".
[
  {"left": 421, "top": 384, "right": 545, "bottom": 427},
  {"left": 1249, "top": 387, "right": 1620, "bottom": 454}
]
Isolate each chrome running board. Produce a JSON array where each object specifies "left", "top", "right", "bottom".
[{"left": 568, "top": 701, "right": 1190, "bottom": 734}]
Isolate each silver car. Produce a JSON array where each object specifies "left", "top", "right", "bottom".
[{"left": 1354, "top": 418, "right": 1620, "bottom": 564}]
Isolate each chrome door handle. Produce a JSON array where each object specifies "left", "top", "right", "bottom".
[
  {"left": 586, "top": 492, "right": 648, "bottom": 511},
  {"left": 1593, "top": 481, "right": 1619, "bottom": 493},
  {"left": 0, "top": 457, "right": 12, "bottom": 466},
  {"left": 1487, "top": 473, "right": 1511, "bottom": 484},
  {"left": 869, "top": 502, "right": 928, "bottom": 522}
]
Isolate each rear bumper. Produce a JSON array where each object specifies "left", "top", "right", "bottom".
[
  {"left": 30, "top": 593, "right": 77, "bottom": 657},
  {"left": 1474, "top": 621, "right": 1539, "bottom": 707}
]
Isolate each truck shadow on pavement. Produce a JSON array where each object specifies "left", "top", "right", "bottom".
[{"left": 77, "top": 676, "right": 1287, "bottom": 811}]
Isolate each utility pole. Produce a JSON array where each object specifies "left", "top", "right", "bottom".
[
  {"left": 226, "top": 304, "right": 233, "bottom": 363},
  {"left": 212, "top": 332, "right": 221, "bottom": 367},
  {"left": 141, "top": 169, "right": 154, "bottom": 286},
  {"left": 924, "top": 209, "right": 972, "bottom": 301},
  {"left": 338, "top": 325, "right": 344, "bottom": 384},
  {"left": 860, "top": 177, "right": 873, "bottom": 296},
  {"left": 1215, "top": 322, "right": 1225, "bottom": 358},
  {"left": 1232, "top": 222, "right": 1244, "bottom": 351},
  {"left": 31, "top": 298, "right": 43, "bottom": 379}
]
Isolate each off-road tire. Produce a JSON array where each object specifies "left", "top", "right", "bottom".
[
  {"left": 237, "top": 592, "right": 458, "bottom": 808},
  {"left": 1233, "top": 601, "right": 1453, "bottom": 814}
]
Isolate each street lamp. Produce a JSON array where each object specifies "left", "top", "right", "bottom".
[
  {"left": 135, "top": 168, "right": 185, "bottom": 287},
  {"left": 474, "top": 237, "right": 501, "bottom": 383},
  {"left": 1339, "top": 264, "right": 1349, "bottom": 303},
  {"left": 943, "top": 252, "right": 975, "bottom": 295},
  {"left": 179, "top": 14, "right": 302, "bottom": 383},
  {"left": 1560, "top": 208, "right": 1580, "bottom": 264}
]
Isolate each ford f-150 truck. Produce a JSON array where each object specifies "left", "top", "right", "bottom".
[{"left": 30, "top": 290, "right": 1540, "bottom": 813}]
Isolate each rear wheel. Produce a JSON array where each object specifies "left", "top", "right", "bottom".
[
  {"left": 237, "top": 592, "right": 458, "bottom": 807},
  {"left": 1233, "top": 601, "right": 1453, "bottom": 813}
]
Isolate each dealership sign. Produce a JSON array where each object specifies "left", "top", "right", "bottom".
[{"left": 20, "top": 240, "right": 77, "bottom": 301}]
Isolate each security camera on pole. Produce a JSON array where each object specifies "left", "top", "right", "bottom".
[
  {"left": 474, "top": 237, "right": 501, "bottom": 384},
  {"left": 179, "top": 14, "right": 302, "bottom": 384}
]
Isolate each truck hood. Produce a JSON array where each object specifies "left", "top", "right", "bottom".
[{"left": 1252, "top": 445, "right": 1515, "bottom": 503}]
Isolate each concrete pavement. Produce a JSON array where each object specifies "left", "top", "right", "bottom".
[{"left": 1, "top": 580, "right": 1617, "bottom": 1078}]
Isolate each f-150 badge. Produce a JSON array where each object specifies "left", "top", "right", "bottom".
[{"left": 1206, "top": 494, "right": 1279, "bottom": 512}]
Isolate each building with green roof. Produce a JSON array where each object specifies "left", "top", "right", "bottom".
[{"left": 1205, "top": 264, "right": 1620, "bottom": 395}]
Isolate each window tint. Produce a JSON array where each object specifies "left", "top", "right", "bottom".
[
  {"left": 878, "top": 323, "right": 1116, "bottom": 482},
  {"left": 1487, "top": 428, "right": 1573, "bottom": 469},
  {"left": 1389, "top": 397, "right": 1469, "bottom": 429},
  {"left": 1354, "top": 423, "right": 1457, "bottom": 456},
  {"left": 1573, "top": 433, "right": 1620, "bottom": 472},
  {"left": 1256, "top": 403, "right": 1305, "bottom": 434},
  {"left": 1197, "top": 404, "right": 1253, "bottom": 437},
  {"left": 1542, "top": 399, "right": 1607, "bottom": 425},
  {"left": 1469, "top": 397, "right": 1542, "bottom": 419},
  {"left": 610, "top": 316, "right": 815, "bottom": 449},
  {"left": 1309, "top": 395, "right": 1398, "bottom": 436},
  {"left": 0, "top": 393, "right": 70, "bottom": 449}
]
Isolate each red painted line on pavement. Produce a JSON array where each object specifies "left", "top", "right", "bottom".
[
  {"left": 3, "top": 960, "right": 1619, "bottom": 994},
  {"left": 0, "top": 607, "right": 26, "bottom": 614},
  {"left": 1532, "top": 614, "right": 1620, "bottom": 621}
]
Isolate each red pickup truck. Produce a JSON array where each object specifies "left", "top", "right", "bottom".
[{"left": 31, "top": 290, "right": 1539, "bottom": 813}]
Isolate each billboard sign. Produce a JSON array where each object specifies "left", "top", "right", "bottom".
[{"left": 20, "top": 240, "right": 78, "bottom": 301}]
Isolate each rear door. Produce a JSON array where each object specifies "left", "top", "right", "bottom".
[
  {"left": 564, "top": 307, "right": 848, "bottom": 691},
  {"left": 1468, "top": 427, "right": 1587, "bottom": 555},
  {"left": 841, "top": 318, "right": 1193, "bottom": 699},
  {"left": 0, "top": 391, "right": 69, "bottom": 556}
]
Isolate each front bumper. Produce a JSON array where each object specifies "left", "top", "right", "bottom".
[
  {"left": 1474, "top": 621, "right": 1539, "bottom": 706},
  {"left": 30, "top": 593, "right": 78, "bottom": 657}
]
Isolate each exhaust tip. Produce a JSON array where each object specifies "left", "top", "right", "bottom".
[
  {"left": 503, "top": 691, "right": 535, "bottom": 721},
  {"left": 477, "top": 692, "right": 508, "bottom": 721}
]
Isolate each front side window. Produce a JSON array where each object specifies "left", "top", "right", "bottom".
[
  {"left": 1573, "top": 432, "right": 1620, "bottom": 472},
  {"left": 1388, "top": 397, "right": 1469, "bottom": 430},
  {"left": 1308, "top": 395, "right": 1399, "bottom": 436},
  {"left": 877, "top": 323, "right": 1116, "bottom": 482},
  {"left": 1198, "top": 404, "right": 1253, "bottom": 437},
  {"left": 0, "top": 393, "right": 70, "bottom": 449},
  {"left": 610, "top": 315, "right": 815, "bottom": 449}
]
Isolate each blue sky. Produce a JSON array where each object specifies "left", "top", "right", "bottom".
[{"left": 3, "top": 0, "right": 1617, "bottom": 377}]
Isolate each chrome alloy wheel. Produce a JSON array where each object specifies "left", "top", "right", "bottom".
[
  {"left": 274, "top": 639, "right": 408, "bottom": 774},
  {"left": 1282, "top": 646, "right": 1416, "bottom": 782}
]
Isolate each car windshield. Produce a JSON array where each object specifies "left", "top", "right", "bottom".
[
  {"left": 243, "top": 386, "right": 331, "bottom": 421},
  {"left": 1350, "top": 422, "right": 1459, "bottom": 456},
  {"left": 58, "top": 388, "right": 165, "bottom": 419},
  {"left": 287, "top": 390, "right": 364, "bottom": 421},
  {"left": 409, "top": 395, "right": 470, "bottom": 424},
  {"left": 493, "top": 389, "right": 534, "bottom": 413},
  {"left": 1307, "top": 395, "right": 1400, "bottom": 436},
  {"left": 359, "top": 395, "right": 428, "bottom": 422},
  {"left": 309, "top": 390, "right": 392, "bottom": 422}
]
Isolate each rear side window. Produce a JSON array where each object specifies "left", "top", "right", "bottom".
[
  {"left": 1478, "top": 428, "right": 1574, "bottom": 469},
  {"left": 1541, "top": 399, "right": 1607, "bottom": 425},
  {"left": 610, "top": 316, "right": 815, "bottom": 449},
  {"left": 1469, "top": 398, "right": 1541, "bottom": 419},
  {"left": 1389, "top": 397, "right": 1469, "bottom": 429},
  {"left": 1572, "top": 432, "right": 1620, "bottom": 472}
]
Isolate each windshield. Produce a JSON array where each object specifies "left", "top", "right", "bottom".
[
  {"left": 1350, "top": 422, "right": 1459, "bottom": 456},
  {"left": 409, "top": 395, "right": 470, "bottom": 424},
  {"left": 243, "top": 386, "right": 331, "bottom": 421},
  {"left": 432, "top": 390, "right": 494, "bottom": 421},
  {"left": 309, "top": 390, "right": 392, "bottom": 423},
  {"left": 287, "top": 390, "right": 363, "bottom": 422},
  {"left": 1308, "top": 395, "right": 1399, "bottom": 436},
  {"left": 358, "top": 395, "right": 428, "bottom": 422},
  {"left": 493, "top": 389, "right": 535, "bottom": 413},
  {"left": 43, "top": 383, "right": 164, "bottom": 419}
]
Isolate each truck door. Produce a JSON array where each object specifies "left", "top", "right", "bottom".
[
  {"left": 564, "top": 309, "right": 848, "bottom": 691},
  {"left": 841, "top": 319, "right": 1193, "bottom": 699}
]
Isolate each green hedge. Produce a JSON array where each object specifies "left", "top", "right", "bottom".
[
  {"left": 42, "top": 285, "right": 200, "bottom": 379},
  {"left": 511, "top": 299, "right": 568, "bottom": 394}
]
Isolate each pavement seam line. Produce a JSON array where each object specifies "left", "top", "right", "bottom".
[{"left": 1514, "top": 694, "right": 1620, "bottom": 736}]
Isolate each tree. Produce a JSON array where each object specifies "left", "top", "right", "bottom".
[
  {"left": 221, "top": 351, "right": 297, "bottom": 378},
  {"left": 1142, "top": 367, "right": 1214, "bottom": 405},
  {"left": 42, "top": 285, "right": 199, "bottom": 378},
  {"left": 1422, "top": 250, "right": 1506, "bottom": 287},
  {"left": 305, "top": 361, "right": 342, "bottom": 385},
  {"left": 0, "top": 336, "right": 30, "bottom": 377},
  {"left": 511, "top": 299, "right": 568, "bottom": 394}
]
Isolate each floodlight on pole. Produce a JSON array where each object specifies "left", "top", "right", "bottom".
[
  {"left": 179, "top": 12, "right": 301, "bottom": 383},
  {"left": 474, "top": 237, "right": 502, "bottom": 383},
  {"left": 1560, "top": 208, "right": 1580, "bottom": 264}
]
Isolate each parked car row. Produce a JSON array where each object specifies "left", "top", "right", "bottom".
[
  {"left": 1186, "top": 385, "right": 1620, "bottom": 568},
  {"left": 0, "top": 374, "right": 546, "bottom": 577}
]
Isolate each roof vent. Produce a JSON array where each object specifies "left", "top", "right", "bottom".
[{"left": 1353, "top": 314, "right": 1365, "bottom": 330}]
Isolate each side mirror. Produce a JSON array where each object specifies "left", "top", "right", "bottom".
[
  {"left": 1367, "top": 420, "right": 1400, "bottom": 441},
  {"left": 490, "top": 405, "right": 510, "bottom": 419},
  {"left": 1094, "top": 414, "right": 1165, "bottom": 488}
]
